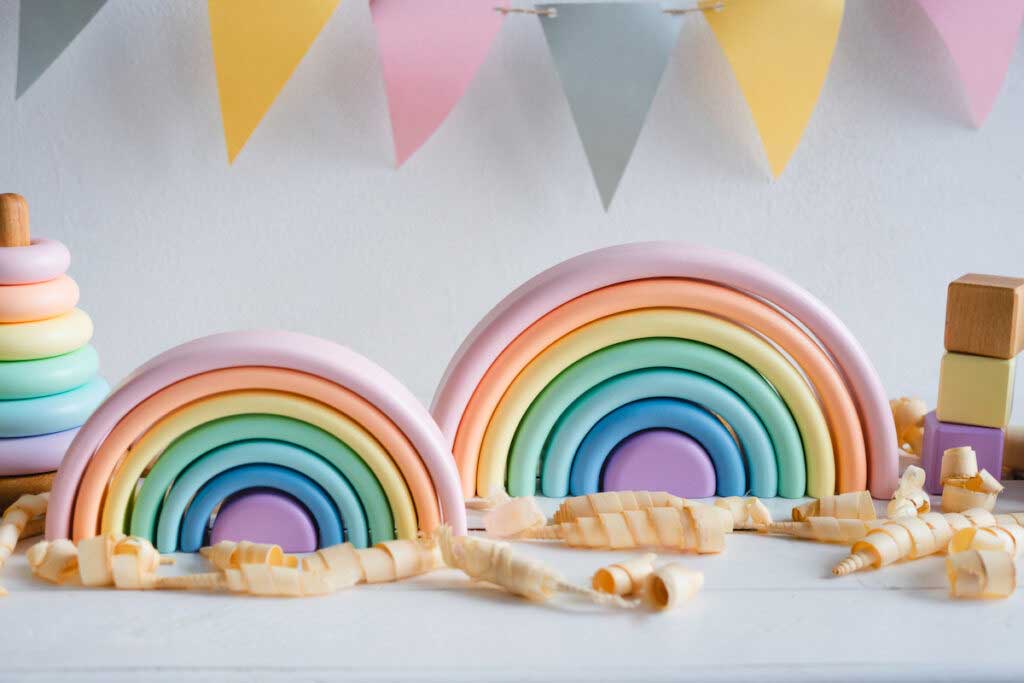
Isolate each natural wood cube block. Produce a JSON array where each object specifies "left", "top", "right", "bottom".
[
  {"left": 945, "top": 273, "right": 1024, "bottom": 359},
  {"left": 937, "top": 352, "right": 1015, "bottom": 428}
]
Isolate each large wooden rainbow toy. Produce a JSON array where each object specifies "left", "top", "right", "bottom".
[
  {"left": 432, "top": 243, "right": 899, "bottom": 501},
  {"left": 45, "top": 330, "right": 466, "bottom": 552}
]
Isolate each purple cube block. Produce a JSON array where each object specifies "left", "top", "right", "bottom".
[{"left": 921, "top": 411, "right": 1005, "bottom": 494}]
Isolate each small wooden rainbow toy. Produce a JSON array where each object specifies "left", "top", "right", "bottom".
[
  {"left": 0, "top": 194, "right": 107, "bottom": 508},
  {"left": 921, "top": 274, "right": 1024, "bottom": 493},
  {"left": 44, "top": 330, "right": 467, "bottom": 552},
  {"left": 432, "top": 243, "right": 898, "bottom": 501}
]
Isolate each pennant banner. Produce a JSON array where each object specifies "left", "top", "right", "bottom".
[
  {"left": 371, "top": 0, "right": 505, "bottom": 167},
  {"left": 16, "top": 0, "right": 107, "bottom": 98},
  {"left": 10, "top": 1, "right": 1018, "bottom": 192},
  {"left": 705, "top": 0, "right": 845, "bottom": 177},
  {"left": 539, "top": 3, "right": 681, "bottom": 208},
  {"left": 918, "top": 0, "right": 1024, "bottom": 126},
  {"left": 208, "top": 0, "right": 341, "bottom": 162}
]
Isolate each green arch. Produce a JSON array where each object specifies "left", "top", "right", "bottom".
[
  {"left": 130, "top": 414, "right": 394, "bottom": 544},
  {"left": 507, "top": 338, "right": 805, "bottom": 498}
]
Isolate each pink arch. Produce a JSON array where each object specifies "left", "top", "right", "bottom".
[
  {"left": 47, "top": 330, "right": 466, "bottom": 540},
  {"left": 432, "top": 242, "right": 898, "bottom": 499}
]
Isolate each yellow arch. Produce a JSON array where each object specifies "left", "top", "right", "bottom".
[
  {"left": 476, "top": 308, "right": 835, "bottom": 497},
  {"left": 94, "top": 390, "right": 418, "bottom": 540}
]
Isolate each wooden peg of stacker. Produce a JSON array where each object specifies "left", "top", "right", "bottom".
[{"left": 0, "top": 194, "right": 30, "bottom": 247}]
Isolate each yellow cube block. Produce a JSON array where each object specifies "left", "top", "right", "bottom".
[{"left": 936, "top": 352, "right": 1015, "bottom": 428}]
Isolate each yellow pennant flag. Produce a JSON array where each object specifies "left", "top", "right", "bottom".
[
  {"left": 705, "top": 0, "right": 845, "bottom": 177},
  {"left": 209, "top": 0, "right": 341, "bottom": 162}
]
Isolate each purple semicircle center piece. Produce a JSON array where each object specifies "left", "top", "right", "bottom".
[
  {"left": 209, "top": 488, "right": 319, "bottom": 553},
  {"left": 601, "top": 429, "right": 717, "bottom": 498}
]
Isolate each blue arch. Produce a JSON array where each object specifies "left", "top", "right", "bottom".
[
  {"left": 151, "top": 440, "right": 367, "bottom": 552},
  {"left": 177, "top": 464, "right": 344, "bottom": 552},
  {"left": 569, "top": 397, "right": 746, "bottom": 496},
  {"left": 542, "top": 367, "right": 776, "bottom": 497}
]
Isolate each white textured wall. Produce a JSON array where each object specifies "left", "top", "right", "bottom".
[{"left": 1, "top": 1, "right": 1022, "bottom": 419}]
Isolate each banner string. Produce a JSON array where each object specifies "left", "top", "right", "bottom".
[
  {"left": 495, "top": 7, "right": 557, "bottom": 17},
  {"left": 663, "top": 2, "right": 725, "bottom": 15},
  {"left": 495, "top": 3, "right": 726, "bottom": 18}
]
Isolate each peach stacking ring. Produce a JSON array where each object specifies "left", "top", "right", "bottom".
[
  {"left": 0, "top": 275, "right": 79, "bottom": 323},
  {"left": 0, "top": 239, "right": 71, "bottom": 285}
]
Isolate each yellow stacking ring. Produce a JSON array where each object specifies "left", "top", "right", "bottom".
[{"left": 0, "top": 308, "right": 93, "bottom": 361}]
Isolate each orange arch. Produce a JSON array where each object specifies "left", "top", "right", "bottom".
[
  {"left": 72, "top": 366, "right": 440, "bottom": 541},
  {"left": 453, "top": 278, "right": 866, "bottom": 495}
]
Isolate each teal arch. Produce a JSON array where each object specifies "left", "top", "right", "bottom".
[
  {"left": 507, "top": 337, "right": 806, "bottom": 498},
  {"left": 570, "top": 397, "right": 745, "bottom": 495},
  {"left": 130, "top": 414, "right": 394, "bottom": 546},
  {"left": 150, "top": 440, "right": 365, "bottom": 553},
  {"left": 543, "top": 367, "right": 777, "bottom": 497},
  {"left": 176, "top": 464, "right": 342, "bottom": 553}
]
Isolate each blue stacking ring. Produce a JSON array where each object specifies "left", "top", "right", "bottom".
[
  {"left": 177, "top": 463, "right": 344, "bottom": 552},
  {"left": 0, "top": 376, "right": 108, "bottom": 437},
  {"left": 569, "top": 397, "right": 747, "bottom": 497}
]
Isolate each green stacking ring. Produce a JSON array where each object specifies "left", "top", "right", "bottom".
[{"left": 0, "top": 345, "right": 99, "bottom": 400}]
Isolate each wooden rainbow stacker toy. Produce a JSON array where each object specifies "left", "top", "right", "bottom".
[{"left": 432, "top": 242, "right": 900, "bottom": 502}]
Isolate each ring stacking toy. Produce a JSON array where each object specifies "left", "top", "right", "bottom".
[
  {"left": 432, "top": 242, "right": 899, "bottom": 500},
  {"left": 46, "top": 330, "right": 467, "bottom": 552},
  {"left": 0, "top": 194, "right": 107, "bottom": 493}
]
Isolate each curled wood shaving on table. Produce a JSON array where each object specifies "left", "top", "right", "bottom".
[{"left": 0, "top": 492, "right": 47, "bottom": 595}]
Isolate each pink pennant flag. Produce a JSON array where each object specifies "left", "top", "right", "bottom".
[
  {"left": 918, "top": 0, "right": 1024, "bottom": 126},
  {"left": 371, "top": 0, "right": 505, "bottom": 166}
]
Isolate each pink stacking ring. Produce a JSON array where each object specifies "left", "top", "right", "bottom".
[
  {"left": 0, "top": 239, "right": 71, "bottom": 285},
  {"left": 0, "top": 275, "right": 80, "bottom": 323}
]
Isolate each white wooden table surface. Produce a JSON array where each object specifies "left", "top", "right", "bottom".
[{"left": 3, "top": 485, "right": 1024, "bottom": 682}]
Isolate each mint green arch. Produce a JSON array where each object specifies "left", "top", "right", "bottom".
[
  {"left": 543, "top": 367, "right": 778, "bottom": 497},
  {"left": 130, "top": 414, "right": 394, "bottom": 545},
  {"left": 507, "top": 338, "right": 805, "bottom": 498}
]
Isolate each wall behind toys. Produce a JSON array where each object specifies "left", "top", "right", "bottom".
[{"left": 1, "top": 1, "right": 1022, "bottom": 418}]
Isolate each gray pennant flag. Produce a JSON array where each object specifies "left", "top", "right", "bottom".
[
  {"left": 539, "top": 3, "right": 680, "bottom": 209},
  {"left": 16, "top": 0, "right": 108, "bottom": 98}
]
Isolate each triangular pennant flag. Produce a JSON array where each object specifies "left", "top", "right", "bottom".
[
  {"left": 208, "top": 0, "right": 341, "bottom": 163},
  {"left": 918, "top": 0, "right": 1024, "bottom": 126},
  {"left": 539, "top": 3, "right": 681, "bottom": 209},
  {"left": 16, "top": 0, "right": 107, "bottom": 98},
  {"left": 705, "top": 0, "right": 845, "bottom": 177},
  {"left": 371, "top": 0, "right": 505, "bottom": 167}
]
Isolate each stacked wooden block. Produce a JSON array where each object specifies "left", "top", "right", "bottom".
[{"left": 922, "top": 274, "right": 1024, "bottom": 494}]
